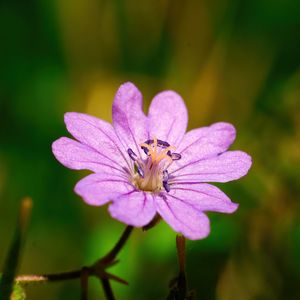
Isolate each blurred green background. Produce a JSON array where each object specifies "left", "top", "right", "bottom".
[{"left": 1, "top": 0, "right": 300, "bottom": 299}]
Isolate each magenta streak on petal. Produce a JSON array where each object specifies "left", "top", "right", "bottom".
[
  {"left": 69, "top": 159, "right": 127, "bottom": 175},
  {"left": 115, "top": 108, "right": 143, "bottom": 157},
  {"left": 166, "top": 190, "right": 237, "bottom": 213},
  {"left": 169, "top": 151, "right": 251, "bottom": 183},
  {"left": 157, "top": 194, "right": 193, "bottom": 231},
  {"left": 66, "top": 114, "right": 131, "bottom": 171},
  {"left": 83, "top": 179, "right": 132, "bottom": 187},
  {"left": 112, "top": 83, "right": 148, "bottom": 159},
  {"left": 164, "top": 198, "right": 196, "bottom": 233},
  {"left": 109, "top": 191, "right": 156, "bottom": 227},
  {"left": 148, "top": 91, "right": 188, "bottom": 147},
  {"left": 169, "top": 123, "right": 236, "bottom": 175},
  {"left": 52, "top": 137, "right": 127, "bottom": 174},
  {"left": 165, "top": 119, "right": 176, "bottom": 142},
  {"left": 75, "top": 174, "right": 136, "bottom": 206},
  {"left": 179, "top": 126, "right": 234, "bottom": 155},
  {"left": 164, "top": 194, "right": 204, "bottom": 215}
]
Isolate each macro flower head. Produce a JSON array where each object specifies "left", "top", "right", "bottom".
[{"left": 52, "top": 82, "right": 252, "bottom": 240}]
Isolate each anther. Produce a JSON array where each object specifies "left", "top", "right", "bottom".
[
  {"left": 137, "top": 166, "right": 144, "bottom": 178},
  {"left": 127, "top": 148, "right": 137, "bottom": 161},
  {"left": 163, "top": 181, "right": 170, "bottom": 193},
  {"left": 142, "top": 139, "right": 170, "bottom": 148},
  {"left": 163, "top": 170, "right": 169, "bottom": 183},
  {"left": 162, "top": 170, "right": 170, "bottom": 192},
  {"left": 157, "top": 139, "right": 170, "bottom": 148},
  {"left": 141, "top": 145, "right": 150, "bottom": 155},
  {"left": 170, "top": 152, "right": 181, "bottom": 161}
]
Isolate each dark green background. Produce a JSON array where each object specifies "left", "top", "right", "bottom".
[{"left": 1, "top": 0, "right": 300, "bottom": 299}]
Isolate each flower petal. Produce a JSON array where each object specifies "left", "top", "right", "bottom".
[
  {"left": 52, "top": 137, "right": 126, "bottom": 174},
  {"left": 171, "top": 122, "right": 236, "bottom": 172},
  {"left": 64, "top": 112, "right": 129, "bottom": 168},
  {"left": 170, "top": 151, "right": 252, "bottom": 183},
  {"left": 148, "top": 90, "right": 188, "bottom": 146},
  {"left": 155, "top": 193, "right": 210, "bottom": 240},
  {"left": 112, "top": 82, "right": 148, "bottom": 156},
  {"left": 169, "top": 183, "right": 238, "bottom": 213},
  {"left": 75, "top": 173, "right": 134, "bottom": 206},
  {"left": 109, "top": 191, "right": 156, "bottom": 227}
]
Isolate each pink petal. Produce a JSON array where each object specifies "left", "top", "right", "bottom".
[
  {"left": 171, "top": 151, "right": 252, "bottom": 183},
  {"left": 155, "top": 193, "right": 211, "bottom": 240},
  {"left": 52, "top": 137, "right": 126, "bottom": 174},
  {"left": 64, "top": 112, "right": 129, "bottom": 168},
  {"left": 112, "top": 82, "right": 148, "bottom": 157},
  {"left": 169, "top": 183, "right": 238, "bottom": 213},
  {"left": 109, "top": 191, "right": 156, "bottom": 227},
  {"left": 170, "top": 122, "right": 236, "bottom": 172},
  {"left": 75, "top": 173, "right": 134, "bottom": 206},
  {"left": 148, "top": 91, "right": 188, "bottom": 146}
]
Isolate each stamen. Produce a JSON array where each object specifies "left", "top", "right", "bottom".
[
  {"left": 153, "top": 137, "right": 158, "bottom": 155},
  {"left": 163, "top": 170, "right": 170, "bottom": 192},
  {"left": 157, "top": 139, "right": 170, "bottom": 148},
  {"left": 144, "top": 139, "right": 153, "bottom": 145},
  {"left": 141, "top": 146, "right": 150, "bottom": 155},
  {"left": 163, "top": 170, "right": 169, "bottom": 183},
  {"left": 163, "top": 181, "right": 170, "bottom": 193},
  {"left": 127, "top": 148, "right": 137, "bottom": 161},
  {"left": 133, "top": 138, "right": 181, "bottom": 193},
  {"left": 140, "top": 143, "right": 152, "bottom": 151},
  {"left": 137, "top": 165, "right": 144, "bottom": 178},
  {"left": 169, "top": 152, "right": 181, "bottom": 161},
  {"left": 155, "top": 146, "right": 175, "bottom": 163}
]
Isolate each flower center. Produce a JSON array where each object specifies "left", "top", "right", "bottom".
[{"left": 127, "top": 137, "right": 181, "bottom": 193}]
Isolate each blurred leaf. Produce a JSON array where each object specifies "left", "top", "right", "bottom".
[
  {"left": 10, "top": 283, "right": 26, "bottom": 300},
  {"left": 0, "top": 276, "right": 25, "bottom": 300}
]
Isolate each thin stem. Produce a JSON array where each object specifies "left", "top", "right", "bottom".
[
  {"left": 16, "top": 270, "right": 82, "bottom": 283},
  {"left": 80, "top": 267, "right": 89, "bottom": 300},
  {"left": 100, "top": 226, "right": 133, "bottom": 264},
  {"left": 166, "top": 235, "right": 189, "bottom": 300},
  {"left": 101, "top": 278, "right": 115, "bottom": 300},
  {"left": 176, "top": 235, "right": 186, "bottom": 275},
  {"left": 15, "top": 226, "right": 133, "bottom": 285},
  {"left": 176, "top": 235, "right": 187, "bottom": 299}
]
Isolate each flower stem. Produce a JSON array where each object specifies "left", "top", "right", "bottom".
[
  {"left": 166, "top": 235, "right": 192, "bottom": 300},
  {"left": 176, "top": 235, "right": 187, "bottom": 298},
  {"left": 80, "top": 267, "right": 89, "bottom": 300},
  {"left": 100, "top": 225, "right": 133, "bottom": 264},
  {"left": 101, "top": 278, "right": 115, "bottom": 300},
  {"left": 15, "top": 225, "right": 133, "bottom": 300},
  {"left": 176, "top": 235, "right": 186, "bottom": 275}
]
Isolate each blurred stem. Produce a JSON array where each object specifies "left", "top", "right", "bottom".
[
  {"left": 166, "top": 235, "right": 189, "bottom": 300},
  {"left": 80, "top": 267, "right": 89, "bottom": 300},
  {"left": 101, "top": 278, "right": 115, "bottom": 300},
  {"left": 176, "top": 235, "right": 187, "bottom": 299},
  {"left": 176, "top": 235, "right": 186, "bottom": 275},
  {"left": 0, "top": 197, "right": 32, "bottom": 300},
  {"left": 16, "top": 225, "right": 133, "bottom": 299},
  {"left": 99, "top": 225, "right": 133, "bottom": 264}
]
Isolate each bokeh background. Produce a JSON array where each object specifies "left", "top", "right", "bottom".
[{"left": 1, "top": 0, "right": 300, "bottom": 299}]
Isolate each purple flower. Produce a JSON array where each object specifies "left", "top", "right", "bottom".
[{"left": 52, "top": 82, "right": 252, "bottom": 240}]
